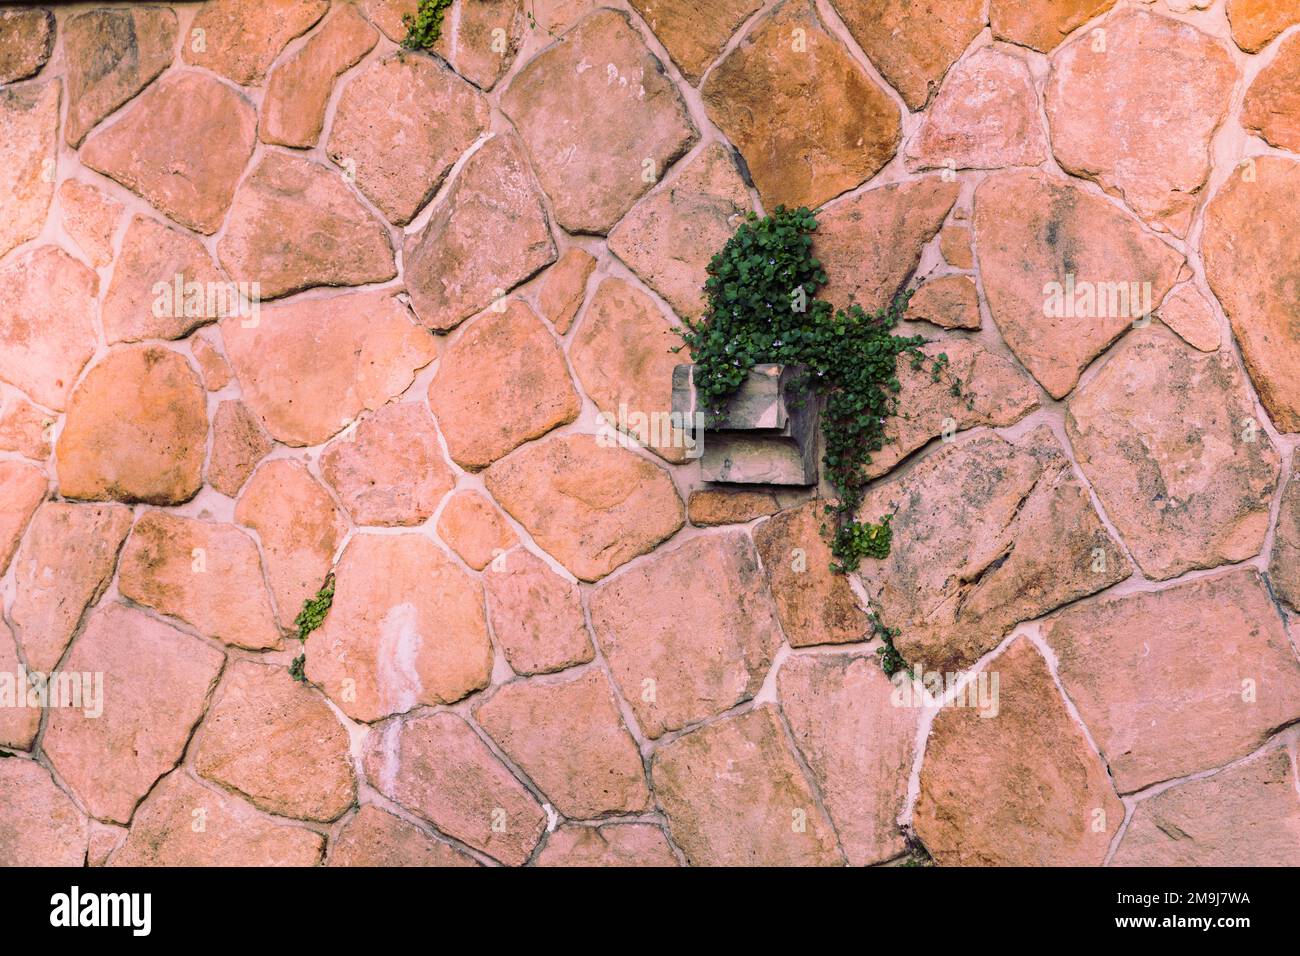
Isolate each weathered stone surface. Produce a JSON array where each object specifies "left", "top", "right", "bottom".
[
  {"left": 363, "top": 711, "right": 546, "bottom": 865},
  {"left": 328, "top": 805, "right": 477, "bottom": 867},
  {"left": 217, "top": 152, "right": 396, "bottom": 298},
  {"left": 939, "top": 224, "right": 973, "bottom": 269},
  {"left": 184, "top": 0, "right": 329, "bottom": 85},
  {"left": 0, "top": 622, "right": 40, "bottom": 749},
  {"left": 1203, "top": 156, "right": 1300, "bottom": 433},
  {"left": 56, "top": 346, "right": 207, "bottom": 505},
  {"left": 483, "top": 548, "right": 593, "bottom": 675},
  {"left": 975, "top": 171, "right": 1183, "bottom": 399},
  {"left": 590, "top": 532, "right": 780, "bottom": 737},
  {"left": 194, "top": 661, "right": 355, "bottom": 821},
  {"left": 653, "top": 706, "right": 842, "bottom": 865},
  {"left": 0, "top": 759, "right": 87, "bottom": 866},
  {"left": 536, "top": 823, "right": 680, "bottom": 866},
  {"left": 1270, "top": 453, "right": 1300, "bottom": 612},
  {"left": 608, "top": 144, "right": 753, "bottom": 321},
  {"left": 118, "top": 511, "right": 281, "bottom": 650},
  {"left": 58, "top": 181, "right": 121, "bottom": 268},
  {"left": 1047, "top": 11, "right": 1236, "bottom": 237},
  {"left": 208, "top": 400, "right": 272, "bottom": 497},
  {"left": 404, "top": 134, "right": 554, "bottom": 330},
  {"left": 10, "top": 502, "right": 132, "bottom": 674},
  {"left": 1112, "top": 748, "right": 1300, "bottom": 866},
  {"left": 110, "top": 772, "right": 324, "bottom": 866},
  {"left": 235, "top": 460, "right": 346, "bottom": 629},
  {"left": 86, "top": 821, "right": 127, "bottom": 867},
  {"left": 629, "top": 0, "right": 762, "bottom": 84},
  {"left": 1246, "top": 32, "right": 1300, "bottom": 157},
  {"left": 915, "top": 638, "right": 1122, "bottom": 865},
  {"left": 63, "top": 7, "right": 177, "bottom": 147},
  {"left": 222, "top": 291, "right": 435, "bottom": 446},
  {"left": 1066, "top": 326, "right": 1280, "bottom": 580},
  {"left": 903, "top": 274, "right": 981, "bottom": 329},
  {"left": 0, "top": 80, "right": 58, "bottom": 261},
  {"left": 1043, "top": 569, "right": 1300, "bottom": 792},
  {"left": 433, "top": 0, "right": 525, "bottom": 90},
  {"left": 1157, "top": 283, "right": 1220, "bottom": 352},
  {"left": 0, "top": 8, "right": 55, "bottom": 84},
  {"left": 476, "top": 670, "right": 650, "bottom": 818},
  {"left": 0, "top": 461, "right": 46, "bottom": 578},
  {"left": 703, "top": 1, "right": 897, "bottom": 211},
  {"left": 857, "top": 427, "right": 1130, "bottom": 673},
  {"left": 82, "top": 72, "right": 256, "bottom": 235},
  {"left": 355, "top": 0, "right": 418, "bottom": 41},
  {"left": 44, "top": 603, "right": 224, "bottom": 824},
  {"left": 437, "top": 490, "right": 518, "bottom": 571},
  {"left": 1227, "top": 0, "right": 1300, "bottom": 52},
  {"left": 990, "top": 0, "right": 1116, "bottom": 53},
  {"left": 305, "top": 533, "right": 492, "bottom": 722},
  {"left": 0, "top": 394, "right": 51, "bottom": 461},
  {"left": 906, "top": 47, "right": 1046, "bottom": 171},
  {"left": 320, "top": 403, "right": 454, "bottom": 525},
  {"left": 428, "top": 302, "right": 578, "bottom": 469},
  {"left": 830, "top": 0, "right": 985, "bottom": 109},
  {"left": 486, "top": 434, "right": 684, "bottom": 582},
  {"left": 816, "top": 179, "right": 960, "bottom": 312},
  {"left": 537, "top": 249, "right": 595, "bottom": 334},
  {"left": 262, "top": 5, "right": 377, "bottom": 148},
  {"left": 503, "top": 9, "right": 697, "bottom": 233},
  {"left": 687, "top": 489, "right": 779, "bottom": 526},
  {"left": 191, "top": 334, "right": 232, "bottom": 392}
]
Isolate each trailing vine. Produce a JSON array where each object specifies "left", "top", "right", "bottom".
[
  {"left": 402, "top": 0, "right": 456, "bottom": 50},
  {"left": 289, "top": 574, "right": 335, "bottom": 683}
]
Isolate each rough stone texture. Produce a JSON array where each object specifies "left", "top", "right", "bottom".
[
  {"left": 687, "top": 489, "right": 779, "bottom": 526},
  {"left": 320, "top": 402, "right": 454, "bottom": 526},
  {"left": 1270, "top": 453, "right": 1300, "bottom": 612},
  {"left": 1042, "top": 569, "right": 1300, "bottom": 793},
  {"left": 1157, "top": 283, "right": 1220, "bottom": 352},
  {"left": 0, "top": 81, "right": 59, "bottom": 267},
  {"left": 536, "top": 823, "right": 679, "bottom": 866},
  {"left": 0, "top": 622, "right": 40, "bottom": 749},
  {"left": 437, "top": 490, "right": 518, "bottom": 571},
  {"left": 0, "top": 8, "right": 55, "bottom": 84},
  {"left": 903, "top": 275, "right": 981, "bottom": 330},
  {"left": 1046, "top": 11, "right": 1236, "bottom": 237},
  {"left": 208, "top": 400, "right": 272, "bottom": 498},
  {"left": 0, "top": 759, "right": 87, "bottom": 866},
  {"left": 305, "top": 533, "right": 493, "bottom": 722},
  {"left": 222, "top": 291, "right": 435, "bottom": 446},
  {"left": 81, "top": 72, "right": 256, "bottom": 235},
  {"left": 1244, "top": 32, "right": 1300, "bottom": 152},
  {"left": 184, "top": 0, "right": 329, "bottom": 85},
  {"left": 433, "top": 0, "right": 525, "bottom": 91},
  {"left": 629, "top": 0, "right": 762, "bottom": 84},
  {"left": 58, "top": 180, "right": 121, "bottom": 268},
  {"left": 1227, "top": 0, "right": 1300, "bottom": 52},
  {"left": 0, "top": 461, "right": 45, "bottom": 577},
  {"left": 356, "top": 0, "right": 418, "bottom": 41},
  {"left": 990, "top": 0, "right": 1116, "bottom": 53},
  {"left": 1202, "top": 156, "right": 1300, "bottom": 433},
  {"left": 1066, "top": 326, "right": 1280, "bottom": 581},
  {"left": 191, "top": 334, "right": 232, "bottom": 392},
  {"left": 0, "top": 394, "right": 51, "bottom": 461},
  {"left": 590, "top": 532, "right": 781, "bottom": 737},
  {"left": 503, "top": 9, "right": 698, "bottom": 233},
  {"left": 938, "top": 224, "right": 973, "bottom": 269},
  {"left": 975, "top": 170, "right": 1184, "bottom": 399},
  {"left": 43, "top": 603, "right": 224, "bottom": 824},
  {"left": 404, "top": 134, "right": 555, "bottom": 331},
  {"left": 328, "top": 806, "right": 477, "bottom": 867},
  {"left": 363, "top": 711, "right": 546, "bottom": 865},
  {"left": 537, "top": 249, "right": 595, "bottom": 334},
  {"left": 483, "top": 548, "right": 594, "bottom": 676}
]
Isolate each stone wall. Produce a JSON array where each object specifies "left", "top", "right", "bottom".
[{"left": 1, "top": 0, "right": 1299, "bottom": 866}]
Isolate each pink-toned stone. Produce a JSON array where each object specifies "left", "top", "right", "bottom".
[
  {"left": 363, "top": 711, "right": 546, "bottom": 865},
  {"left": 939, "top": 224, "right": 973, "bottom": 269},
  {"left": 433, "top": 0, "right": 525, "bottom": 90},
  {"left": 0, "top": 394, "right": 51, "bottom": 460},
  {"left": 0, "top": 460, "right": 46, "bottom": 577},
  {"left": 328, "top": 805, "right": 478, "bottom": 867},
  {"left": 1245, "top": 33, "right": 1300, "bottom": 155},
  {"left": 537, "top": 249, "right": 596, "bottom": 334},
  {"left": 184, "top": 0, "right": 328, "bottom": 86},
  {"left": 0, "top": 8, "right": 55, "bottom": 84},
  {"left": 404, "top": 134, "right": 555, "bottom": 331},
  {"left": 355, "top": 0, "right": 417, "bottom": 41},
  {"left": 1157, "top": 283, "right": 1220, "bottom": 352},
  {"left": 305, "top": 533, "right": 492, "bottom": 722},
  {"left": 0, "top": 759, "right": 87, "bottom": 866},
  {"left": 590, "top": 532, "right": 781, "bottom": 737},
  {"left": 44, "top": 603, "right": 224, "bottom": 824},
  {"left": 629, "top": 0, "right": 762, "bottom": 84},
  {"left": 320, "top": 403, "right": 454, "bottom": 526},
  {"left": 485, "top": 433, "right": 684, "bottom": 582},
  {"left": 81, "top": 71, "right": 256, "bottom": 235},
  {"left": 0, "top": 80, "right": 58, "bottom": 261},
  {"left": 58, "top": 181, "right": 122, "bottom": 268},
  {"left": 1227, "top": 0, "right": 1300, "bottom": 52},
  {"left": 990, "top": 0, "right": 1116, "bottom": 53},
  {"left": 427, "top": 301, "right": 578, "bottom": 469},
  {"left": 652, "top": 706, "right": 843, "bottom": 866},
  {"left": 208, "top": 400, "right": 273, "bottom": 497},
  {"left": 0, "top": 622, "right": 40, "bottom": 750},
  {"left": 56, "top": 345, "right": 207, "bottom": 505},
  {"left": 217, "top": 152, "right": 396, "bottom": 298},
  {"left": 86, "top": 822, "right": 128, "bottom": 867},
  {"left": 687, "top": 489, "right": 779, "bottom": 526},
  {"left": 1270, "top": 452, "right": 1300, "bottom": 612},
  {"left": 903, "top": 275, "right": 981, "bottom": 330},
  {"left": 261, "top": 5, "right": 378, "bottom": 148},
  {"left": 483, "top": 548, "right": 594, "bottom": 676},
  {"left": 221, "top": 291, "right": 435, "bottom": 446},
  {"left": 503, "top": 9, "right": 697, "bottom": 233},
  {"left": 536, "top": 823, "right": 679, "bottom": 866},
  {"left": 191, "top": 334, "right": 232, "bottom": 392},
  {"left": 437, "top": 490, "right": 517, "bottom": 571}
]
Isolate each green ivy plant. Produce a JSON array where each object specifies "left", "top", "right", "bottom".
[
  {"left": 402, "top": 0, "right": 456, "bottom": 50},
  {"left": 289, "top": 574, "right": 335, "bottom": 683}
]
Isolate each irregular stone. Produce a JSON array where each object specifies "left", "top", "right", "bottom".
[
  {"left": 437, "top": 490, "right": 518, "bottom": 571},
  {"left": 1270, "top": 453, "right": 1300, "bottom": 612},
  {"left": 82, "top": 71, "right": 256, "bottom": 235},
  {"left": 590, "top": 532, "right": 780, "bottom": 737},
  {"left": 1157, "top": 283, "right": 1219, "bottom": 352},
  {"left": 217, "top": 152, "right": 395, "bottom": 298},
  {"left": 1202, "top": 156, "right": 1300, "bottom": 432},
  {"left": 58, "top": 181, "right": 122, "bottom": 268},
  {"left": 537, "top": 248, "right": 595, "bottom": 334},
  {"left": 1227, "top": 0, "right": 1300, "bottom": 52},
  {"left": 328, "top": 805, "right": 477, "bottom": 867},
  {"left": 362, "top": 711, "right": 546, "bottom": 865},
  {"left": 503, "top": 9, "right": 697, "bottom": 233},
  {"left": 857, "top": 427, "right": 1131, "bottom": 673},
  {"left": 0, "top": 80, "right": 58, "bottom": 261},
  {"left": 63, "top": 7, "right": 177, "bottom": 147},
  {"left": 428, "top": 301, "right": 578, "bottom": 468},
  {"left": 118, "top": 511, "right": 282, "bottom": 650},
  {"left": 320, "top": 403, "right": 454, "bottom": 526},
  {"left": 483, "top": 548, "right": 593, "bottom": 676},
  {"left": 906, "top": 47, "right": 1046, "bottom": 171},
  {"left": 9, "top": 502, "right": 132, "bottom": 674},
  {"left": 914, "top": 638, "right": 1123, "bottom": 865},
  {"left": 56, "top": 345, "right": 207, "bottom": 505},
  {"left": 1244, "top": 33, "right": 1300, "bottom": 152},
  {"left": 0, "top": 622, "right": 40, "bottom": 750},
  {"left": 1066, "top": 326, "right": 1279, "bottom": 580},
  {"left": 903, "top": 275, "right": 981, "bottom": 329},
  {"left": 687, "top": 489, "right": 778, "bottom": 526},
  {"left": 110, "top": 772, "right": 323, "bottom": 866},
  {"left": 974, "top": 170, "right": 1183, "bottom": 399},
  {"left": 652, "top": 706, "right": 842, "bottom": 865},
  {"left": 608, "top": 144, "right": 753, "bottom": 321},
  {"left": 990, "top": 0, "right": 1116, "bottom": 53},
  {"left": 208, "top": 400, "right": 273, "bottom": 497},
  {"left": 0, "top": 8, "right": 55, "bottom": 84},
  {"left": 535, "top": 823, "right": 679, "bottom": 866},
  {"left": 184, "top": 0, "right": 328, "bottom": 85},
  {"left": 355, "top": 0, "right": 417, "bottom": 41},
  {"left": 938, "top": 224, "right": 973, "bottom": 269},
  {"left": 404, "top": 134, "right": 554, "bottom": 330},
  {"left": 328, "top": 53, "right": 488, "bottom": 225},
  {"left": 0, "top": 461, "right": 46, "bottom": 577},
  {"left": 527, "top": 0, "right": 600, "bottom": 36},
  {"left": 475, "top": 670, "right": 649, "bottom": 818},
  {"left": 191, "top": 334, "right": 232, "bottom": 392},
  {"left": 44, "top": 603, "right": 224, "bottom": 823},
  {"left": 194, "top": 661, "right": 355, "bottom": 821},
  {"left": 485, "top": 433, "right": 684, "bottom": 581},
  {"left": 0, "top": 394, "right": 51, "bottom": 461},
  {"left": 86, "top": 822, "right": 127, "bottom": 867},
  {"left": 433, "top": 0, "right": 525, "bottom": 90},
  {"left": 1042, "top": 569, "right": 1300, "bottom": 792},
  {"left": 221, "top": 291, "right": 435, "bottom": 446},
  {"left": 261, "top": 5, "right": 377, "bottom": 148},
  {"left": 305, "top": 533, "right": 492, "bottom": 722},
  {"left": 629, "top": 0, "right": 761, "bottom": 84},
  {"left": 0, "top": 759, "right": 87, "bottom": 866}
]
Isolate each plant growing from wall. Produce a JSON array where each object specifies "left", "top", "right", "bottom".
[
  {"left": 402, "top": 0, "right": 456, "bottom": 50},
  {"left": 289, "top": 574, "right": 335, "bottom": 682}
]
